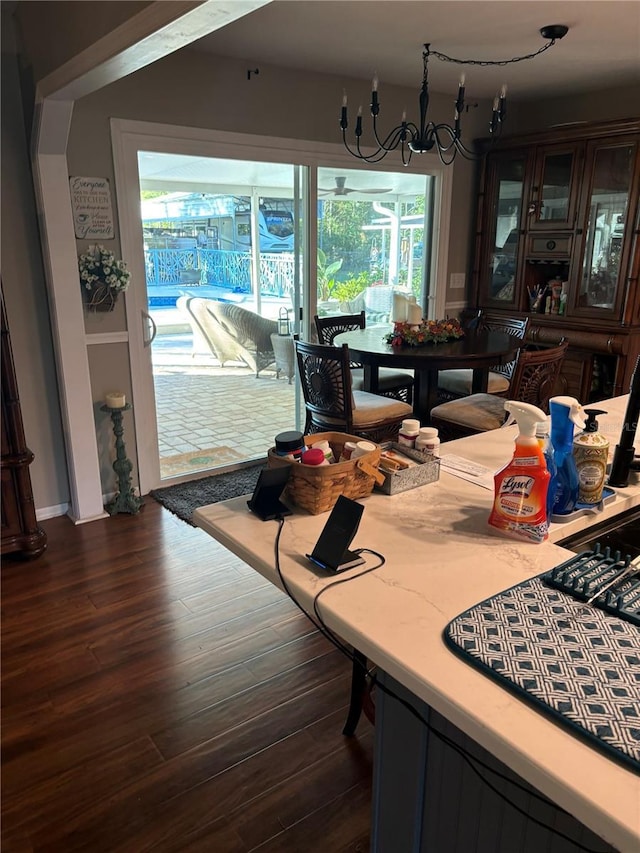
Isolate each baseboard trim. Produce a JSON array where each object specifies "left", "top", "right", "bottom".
[{"left": 36, "top": 503, "right": 70, "bottom": 521}]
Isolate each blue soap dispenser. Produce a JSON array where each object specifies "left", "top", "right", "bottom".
[{"left": 548, "top": 396, "right": 586, "bottom": 515}]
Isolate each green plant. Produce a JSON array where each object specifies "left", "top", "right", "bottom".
[
  {"left": 317, "top": 248, "right": 343, "bottom": 301},
  {"left": 331, "top": 270, "right": 382, "bottom": 303}
]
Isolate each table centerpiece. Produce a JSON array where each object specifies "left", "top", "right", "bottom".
[{"left": 385, "top": 318, "right": 465, "bottom": 347}]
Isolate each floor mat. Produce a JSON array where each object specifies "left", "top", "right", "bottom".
[
  {"left": 150, "top": 463, "right": 265, "bottom": 525},
  {"left": 160, "top": 446, "right": 244, "bottom": 478}
]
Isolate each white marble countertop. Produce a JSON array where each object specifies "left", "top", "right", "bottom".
[{"left": 194, "top": 395, "right": 640, "bottom": 852}]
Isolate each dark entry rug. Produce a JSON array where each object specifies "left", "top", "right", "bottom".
[{"left": 150, "top": 463, "right": 265, "bottom": 526}]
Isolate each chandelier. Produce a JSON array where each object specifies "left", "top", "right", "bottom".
[{"left": 339, "top": 25, "right": 569, "bottom": 166}]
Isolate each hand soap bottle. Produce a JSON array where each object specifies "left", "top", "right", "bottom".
[
  {"left": 548, "top": 396, "right": 586, "bottom": 515},
  {"left": 488, "top": 400, "right": 550, "bottom": 544},
  {"left": 573, "top": 408, "right": 609, "bottom": 504}
]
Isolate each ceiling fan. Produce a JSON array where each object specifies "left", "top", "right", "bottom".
[{"left": 318, "top": 176, "right": 392, "bottom": 197}]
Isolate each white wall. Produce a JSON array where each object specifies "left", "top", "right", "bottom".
[{"left": 1, "top": 8, "right": 70, "bottom": 512}]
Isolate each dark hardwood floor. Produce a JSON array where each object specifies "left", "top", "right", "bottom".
[{"left": 1, "top": 499, "right": 373, "bottom": 852}]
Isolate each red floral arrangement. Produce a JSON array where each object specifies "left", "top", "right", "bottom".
[{"left": 384, "top": 318, "right": 465, "bottom": 347}]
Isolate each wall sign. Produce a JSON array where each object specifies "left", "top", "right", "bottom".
[{"left": 69, "top": 176, "right": 115, "bottom": 239}]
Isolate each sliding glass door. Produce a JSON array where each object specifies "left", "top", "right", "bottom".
[
  {"left": 112, "top": 121, "right": 444, "bottom": 493},
  {"left": 134, "top": 152, "right": 306, "bottom": 484}
]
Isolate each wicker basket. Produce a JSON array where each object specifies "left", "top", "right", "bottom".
[{"left": 267, "top": 432, "right": 384, "bottom": 515}]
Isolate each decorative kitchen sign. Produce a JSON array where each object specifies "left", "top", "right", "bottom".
[{"left": 69, "top": 176, "right": 114, "bottom": 239}]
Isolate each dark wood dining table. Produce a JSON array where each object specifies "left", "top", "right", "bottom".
[{"left": 335, "top": 326, "right": 520, "bottom": 424}]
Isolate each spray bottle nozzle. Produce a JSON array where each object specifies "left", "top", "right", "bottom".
[{"left": 504, "top": 400, "right": 548, "bottom": 438}]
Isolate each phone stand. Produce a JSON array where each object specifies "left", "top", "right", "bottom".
[{"left": 247, "top": 467, "right": 292, "bottom": 521}]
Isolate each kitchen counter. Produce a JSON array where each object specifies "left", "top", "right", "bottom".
[{"left": 194, "top": 395, "right": 639, "bottom": 852}]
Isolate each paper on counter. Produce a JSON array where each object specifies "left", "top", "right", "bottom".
[{"left": 439, "top": 454, "right": 495, "bottom": 490}]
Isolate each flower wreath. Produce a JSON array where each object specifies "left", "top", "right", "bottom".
[{"left": 79, "top": 245, "right": 131, "bottom": 294}]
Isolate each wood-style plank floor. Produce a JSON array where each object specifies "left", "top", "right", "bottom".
[{"left": 1, "top": 499, "right": 373, "bottom": 852}]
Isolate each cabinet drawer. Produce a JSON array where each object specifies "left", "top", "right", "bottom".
[{"left": 526, "top": 234, "right": 573, "bottom": 258}]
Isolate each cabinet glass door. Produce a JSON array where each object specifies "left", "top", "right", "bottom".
[
  {"left": 529, "top": 145, "right": 580, "bottom": 230},
  {"left": 483, "top": 152, "right": 527, "bottom": 308},
  {"left": 574, "top": 140, "right": 637, "bottom": 315}
]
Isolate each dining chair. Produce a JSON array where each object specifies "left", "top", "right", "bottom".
[
  {"left": 295, "top": 338, "right": 413, "bottom": 442},
  {"left": 430, "top": 339, "right": 568, "bottom": 442},
  {"left": 314, "top": 312, "right": 414, "bottom": 403},
  {"left": 436, "top": 313, "right": 529, "bottom": 402}
]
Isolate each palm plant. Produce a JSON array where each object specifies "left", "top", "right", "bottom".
[{"left": 317, "top": 248, "right": 343, "bottom": 301}]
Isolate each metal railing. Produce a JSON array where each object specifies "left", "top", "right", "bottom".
[{"left": 145, "top": 247, "right": 295, "bottom": 296}]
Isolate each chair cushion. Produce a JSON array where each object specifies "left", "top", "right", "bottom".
[
  {"left": 317, "top": 391, "right": 412, "bottom": 428},
  {"left": 352, "top": 391, "right": 413, "bottom": 424},
  {"left": 351, "top": 367, "right": 414, "bottom": 393},
  {"left": 430, "top": 393, "right": 507, "bottom": 432},
  {"left": 437, "top": 369, "right": 510, "bottom": 397}
]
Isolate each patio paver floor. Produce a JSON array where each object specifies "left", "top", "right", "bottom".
[{"left": 152, "top": 332, "right": 297, "bottom": 479}]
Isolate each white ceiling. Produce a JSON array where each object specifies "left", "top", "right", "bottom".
[
  {"left": 138, "top": 153, "right": 430, "bottom": 196},
  {"left": 188, "top": 0, "right": 640, "bottom": 100}
]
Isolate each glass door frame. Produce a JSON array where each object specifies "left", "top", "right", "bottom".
[{"left": 111, "top": 119, "right": 450, "bottom": 493}]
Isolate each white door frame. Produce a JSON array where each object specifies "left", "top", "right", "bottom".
[{"left": 111, "top": 118, "right": 451, "bottom": 494}]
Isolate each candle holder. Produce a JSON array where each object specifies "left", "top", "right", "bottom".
[{"left": 100, "top": 403, "right": 143, "bottom": 515}]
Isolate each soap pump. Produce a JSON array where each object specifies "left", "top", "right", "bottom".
[
  {"left": 548, "top": 396, "right": 586, "bottom": 515},
  {"left": 573, "top": 408, "right": 609, "bottom": 505}
]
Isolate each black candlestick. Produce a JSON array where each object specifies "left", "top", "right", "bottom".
[{"left": 100, "top": 403, "right": 143, "bottom": 514}]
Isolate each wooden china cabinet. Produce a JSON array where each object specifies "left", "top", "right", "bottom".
[
  {"left": 470, "top": 117, "right": 640, "bottom": 403},
  {"left": 1, "top": 287, "right": 47, "bottom": 559}
]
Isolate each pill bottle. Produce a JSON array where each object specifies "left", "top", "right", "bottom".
[
  {"left": 339, "top": 440, "right": 358, "bottom": 462},
  {"left": 301, "top": 448, "right": 330, "bottom": 466},
  {"left": 274, "top": 430, "right": 305, "bottom": 460},
  {"left": 398, "top": 418, "right": 420, "bottom": 448},
  {"left": 352, "top": 440, "right": 377, "bottom": 459},
  {"left": 310, "top": 439, "right": 334, "bottom": 463},
  {"left": 415, "top": 427, "right": 440, "bottom": 456}
]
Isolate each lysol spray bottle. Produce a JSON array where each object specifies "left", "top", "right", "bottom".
[
  {"left": 548, "top": 396, "right": 586, "bottom": 515},
  {"left": 488, "top": 400, "right": 550, "bottom": 544}
]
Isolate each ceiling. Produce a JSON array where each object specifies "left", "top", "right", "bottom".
[
  {"left": 138, "top": 154, "right": 430, "bottom": 197},
  {"left": 188, "top": 0, "right": 640, "bottom": 100}
]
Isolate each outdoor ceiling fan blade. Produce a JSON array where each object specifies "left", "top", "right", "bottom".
[
  {"left": 318, "top": 185, "right": 393, "bottom": 196},
  {"left": 357, "top": 187, "right": 393, "bottom": 193}
]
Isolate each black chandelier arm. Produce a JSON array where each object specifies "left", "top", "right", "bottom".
[
  {"left": 341, "top": 130, "right": 405, "bottom": 165},
  {"left": 435, "top": 145, "right": 458, "bottom": 167},
  {"left": 432, "top": 123, "right": 479, "bottom": 158},
  {"left": 371, "top": 116, "right": 419, "bottom": 153}
]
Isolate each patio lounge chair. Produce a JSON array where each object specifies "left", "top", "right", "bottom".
[{"left": 177, "top": 296, "right": 277, "bottom": 377}]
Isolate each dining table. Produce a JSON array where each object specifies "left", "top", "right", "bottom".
[{"left": 335, "top": 325, "right": 520, "bottom": 423}]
